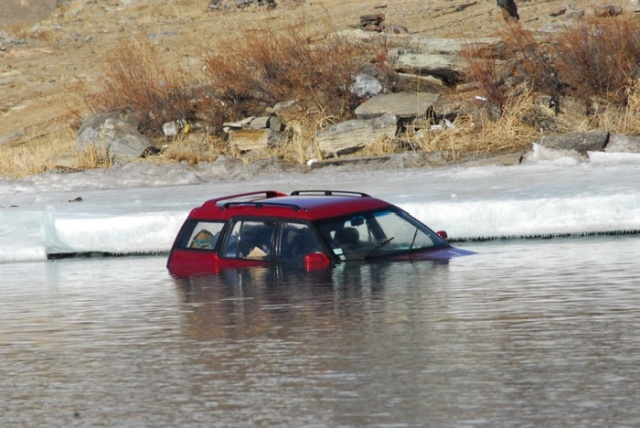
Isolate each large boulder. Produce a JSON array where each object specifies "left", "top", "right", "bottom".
[{"left": 76, "top": 113, "right": 159, "bottom": 163}]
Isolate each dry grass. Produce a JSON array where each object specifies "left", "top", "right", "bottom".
[
  {"left": 86, "top": 7, "right": 640, "bottom": 162},
  {"left": 281, "top": 113, "right": 381, "bottom": 163},
  {"left": 0, "top": 125, "right": 105, "bottom": 178},
  {"left": 4, "top": 2, "right": 640, "bottom": 179},
  {"left": 274, "top": 118, "right": 319, "bottom": 164},
  {"left": 588, "top": 81, "right": 640, "bottom": 134},
  {"left": 158, "top": 133, "right": 225, "bottom": 165},
  {"left": 76, "top": 144, "right": 113, "bottom": 170},
  {"left": 410, "top": 88, "right": 542, "bottom": 157}
]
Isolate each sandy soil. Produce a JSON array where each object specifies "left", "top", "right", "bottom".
[{"left": 0, "top": 0, "right": 614, "bottom": 150}]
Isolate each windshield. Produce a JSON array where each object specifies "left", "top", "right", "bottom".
[{"left": 317, "top": 208, "right": 448, "bottom": 261}]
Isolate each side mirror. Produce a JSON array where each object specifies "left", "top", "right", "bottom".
[
  {"left": 304, "top": 252, "right": 331, "bottom": 271},
  {"left": 436, "top": 230, "right": 448, "bottom": 240}
]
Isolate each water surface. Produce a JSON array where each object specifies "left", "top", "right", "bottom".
[{"left": 1, "top": 236, "right": 639, "bottom": 426}]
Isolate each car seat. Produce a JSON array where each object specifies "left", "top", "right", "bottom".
[{"left": 335, "top": 227, "right": 359, "bottom": 247}]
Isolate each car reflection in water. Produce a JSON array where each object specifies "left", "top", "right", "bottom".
[{"left": 170, "top": 260, "right": 452, "bottom": 342}]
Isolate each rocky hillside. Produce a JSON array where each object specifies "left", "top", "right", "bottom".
[{"left": 0, "top": 0, "right": 636, "bottom": 172}]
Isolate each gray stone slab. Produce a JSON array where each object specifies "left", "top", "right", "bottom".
[{"left": 355, "top": 92, "right": 440, "bottom": 120}]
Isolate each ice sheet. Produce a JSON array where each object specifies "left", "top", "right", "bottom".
[{"left": 1, "top": 152, "right": 639, "bottom": 262}]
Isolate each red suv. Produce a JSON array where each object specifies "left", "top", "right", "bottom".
[{"left": 167, "top": 190, "right": 473, "bottom": 276}]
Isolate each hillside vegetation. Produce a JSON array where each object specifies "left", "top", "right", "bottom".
[{"left": 1, "top": 0, "right": 639, "bottom": 177}]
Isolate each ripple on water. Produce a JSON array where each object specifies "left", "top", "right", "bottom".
[{"left": 1, "top": 237, "right": 640, "bottom": 426}]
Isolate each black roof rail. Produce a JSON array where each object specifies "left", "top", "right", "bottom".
[
  {"left": 290, "top": 190, "right": 371, "bottom": 197},
  {"left": 202, "top": 190, "right": 286, "bottom": 209},
  {"left": 221, "top": 201, "right": 305, "bottom": 211}
]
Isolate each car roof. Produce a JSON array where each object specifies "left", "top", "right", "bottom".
[{"left": 187, "top": 190, "right": 391, "bottom": 221}]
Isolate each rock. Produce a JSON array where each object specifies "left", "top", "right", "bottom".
[
  {"left": 593, "top": 5, "right": 624, "bottom": 16},
  {"left": 351, "top": 73, "right": 383, "bottom": 98},
  {"left": 228, "top": 128, "right": 270, "bottom": 152},
  {"left": 227, "top": 128, "right": 284, "bottom": 152},
  {"left": 407, "top": 36, "right": 503, "bottom": 57},
  {"left": 396, "top": 73, "right": 446, "bottom": 92},
  {"left": 606, "top": 134, "right": 640, "bottom": 153},
  {"left": 535, "top": 131, "right": 610, "bottom": 155},
  {"left": 248, "top": 116, "right": 270, "bottom": 129},
  {"left": 208, "top": 0, "right": 276, "bottom": 11},
  {"left": 222, "top": 113, "right": 287, "bottom": 152},
  {"left": 356, "top": 13, "right": 385, "bottom": 32},
  {"left": 355, "top": 92, "right": 440, "bottom": 120},
  {"left": 317, "top": 114, "right": 397, "bottom": 156},
  {"left": 385, "top": 24, "right": 409, "bottom": 34},
  {"left": 162, "top": 120, "right": 186, "bottom": 137},
  {"left": 521, "top": 143, "right": 585, "bottom": 164},
  {"left": 0, "top": 31, "right": 25, "bottom": 46},
  {"left": 77, "top": 113, "right": 159, "bottom": 163},
  {"left": 394, "top": 53, "right": 467, "bottom": 85},
  {"left": 334, "top": 32, "right": 502, "bottom": 58},
  {"left": 565, "top": 4, "right": 586, "bottom": 19},
  {"left": 223, "top": 116, "right": 255, "bottom": 131},
  {"left": 268, "top": 116, "right": 284, "bottom": 132},
  {"left": 308, "top": 155, "right": 393, "bottom": 169},
  {"left": 0, "top": 129, "right": 26, "bottom": 148}
]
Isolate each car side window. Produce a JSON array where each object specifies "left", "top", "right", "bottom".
[
  {"left": 222, "top": 219, "right": 276, "bottom": 260},
  {"left": 177, "top": 220, "right": 225, "bottom": 250},
  {"left": 279, "top": 222, "right": 322, "bottom": 260}
]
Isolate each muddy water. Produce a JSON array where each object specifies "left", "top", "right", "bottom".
[{"left": 1, "top": 236, "right": 639, "bottom": 426}]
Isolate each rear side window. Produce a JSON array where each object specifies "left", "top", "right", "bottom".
[
  {"left": 278, "top": 222, "right": 323, "bottom": 261},
  {"left": 221, "top": 219, "right": 276, "bottom": 260},
  {"left": 176, "top": 220, "right": 225, "bottom": 250}
]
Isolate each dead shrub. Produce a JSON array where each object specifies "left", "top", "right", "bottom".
[
  {"left": 462, "top": 45, "right": 507, "bottom": 112},
  {"left": 97, "top": 38, "right": 196, "bottom": 136},
  {"left": 462, "top": 26, "right": 562, "bottom": 116},
  {"left": 201, "top": 26, "right": 368, "bottom": 124},
  {"left": 502, "top": 26, "right": 562, "bottom": 99},
  {"left": 464, "top": 16, "right": 640, "bottom": 123},
  {"left": 554, "top": 16, "right": 640, "bottom": 106}
]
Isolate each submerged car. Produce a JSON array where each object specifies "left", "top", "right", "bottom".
[{"left": 167, "top": 190, "right": 473, "bottom": 276}]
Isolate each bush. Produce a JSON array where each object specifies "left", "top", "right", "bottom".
[
  {"left": 462, "top": 44, "right": 508, "bottom": 112},
  {"left": 464, "top": 15, "right": 640, "bottom": 120},
  {"left": 555, "top": 16, "right": 640, "bottom": 106},
  {"left": 201, "top": 27, "right": 368, "bottom": 124},
  {"left": 97, "top": 38, "right": 196, "bottom": 135}
]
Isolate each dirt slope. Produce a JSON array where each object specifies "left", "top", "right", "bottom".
[{"left": 0, "top": 0, "right": 607, "bottom": 150}]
